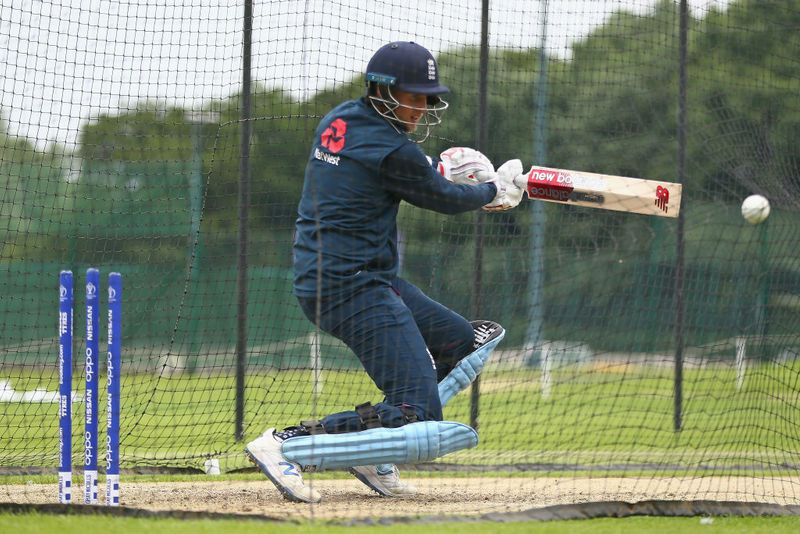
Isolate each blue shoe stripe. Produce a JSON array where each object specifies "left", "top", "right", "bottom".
[{"left": 279, "top": 461, "right": 300, "bottom": 477}]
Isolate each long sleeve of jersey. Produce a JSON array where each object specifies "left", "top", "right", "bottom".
[{"left": 380, "top": 143, "right": 496, "bottom": 214}]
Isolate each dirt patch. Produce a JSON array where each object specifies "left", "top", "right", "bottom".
[{"left": 3, "top": 476, "right": 798, "bottom": 521}]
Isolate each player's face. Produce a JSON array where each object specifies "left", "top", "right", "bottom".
[{"left": 391, "top": 89, "right": 428, "bottom": 133}]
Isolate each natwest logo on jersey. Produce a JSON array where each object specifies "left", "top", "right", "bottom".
[{"left": 320, "top": 118, "right": 347, "bottom": 153}]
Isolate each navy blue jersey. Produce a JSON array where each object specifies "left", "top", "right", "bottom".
[{"left": 293, "top": 98, "right": 496, "bottom": 298}]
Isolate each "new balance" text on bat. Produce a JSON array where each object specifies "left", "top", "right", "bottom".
[{"left": 513, "top": 166, "right": 682, "bottom": 218}]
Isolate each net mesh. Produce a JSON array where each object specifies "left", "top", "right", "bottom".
[{"left": 1, "top": 0, "right": 799, "bottom": 518}]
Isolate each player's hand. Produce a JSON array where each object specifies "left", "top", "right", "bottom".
[
  {"left": 437, "top": 147, "right": 494, "bottom": 185},
  {"left": 483, "top": 159, "right": 525, "bottom": 212}
]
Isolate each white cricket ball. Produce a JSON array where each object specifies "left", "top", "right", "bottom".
[{"left": 741, "top": 194, "right": 770, "bottom": 224}]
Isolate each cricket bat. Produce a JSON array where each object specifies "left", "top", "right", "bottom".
[{"left": 513, "top": 165, "right": 682, "bottom": 217}]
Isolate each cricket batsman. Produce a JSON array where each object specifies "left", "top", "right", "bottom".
[{"left": 246, "top": 41, "right": 526, "bottom": 503}]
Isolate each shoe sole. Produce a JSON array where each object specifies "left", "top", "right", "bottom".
[
  {"left": 348, "top": 467, "right": 396, "bottom": 497},
  {"left": 245, "top": 448, "right": 318, "bottom": 504}
]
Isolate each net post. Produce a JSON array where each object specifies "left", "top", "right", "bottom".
[
  {"left": 235, "top": 0, "right": 253, "bottom": 443},
  {"left": 672, "top": 0, "right": 689, "bottom": 433}
]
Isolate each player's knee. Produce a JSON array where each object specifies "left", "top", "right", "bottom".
[
  {"left": 433, "top": 320, "right": 476, "bottom": 381},
  {"left": 419, "top": 377, "right": 444, "bottom": 421},
  {"left": 437, "top": 319, "right": 476, "bottom": 363},
  {"left": 457, "top": 319, "right": 478, "bottom": 354},
  {"left": 382, "top": 400, "right": 442, "bottom": 426},
  {"left": 420, "top": 396, "right": 443, "bottom": 422},
  {"left": 358, "top": 400, "right": 438, "bottom": 429}
]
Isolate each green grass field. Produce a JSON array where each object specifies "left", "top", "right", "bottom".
[
  {"left": 2, "top": 359, "right": 799, "bottom": 524},
  {"left": 3, "top": 360, "right": 798, "bottom": 474}
]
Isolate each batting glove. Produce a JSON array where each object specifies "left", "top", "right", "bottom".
[
  {"left": 483, "top": 159, "right": 525, "bottom": 212},
  {"left": 437, "top": 147, "right": 495, "bottom": 185}
]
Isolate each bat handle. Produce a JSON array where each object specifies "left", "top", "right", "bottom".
[{"left": 513, "top": 170, "right": 529, "bottom": 192}]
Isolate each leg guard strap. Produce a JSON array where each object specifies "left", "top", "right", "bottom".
[
  {"left": 300, "top": 420, "right": 326, "bottom": 435},
  {"left": 355, "top": 402, "right": 382, "bottom": 429},
  {"left": 281, "top": 420, "right": 478, "bottom": 470}
]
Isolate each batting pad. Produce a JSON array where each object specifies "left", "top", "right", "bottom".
[
  {"left": 438, "top": 328, "right": 505, "bottom": 407},
  {"left": 281, "top": 421, "right": 478, "bottom": 470}
]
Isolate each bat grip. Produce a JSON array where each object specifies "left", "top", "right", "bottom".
[{"left": 513, "top": 171, "right": 529, "bottom": 192}]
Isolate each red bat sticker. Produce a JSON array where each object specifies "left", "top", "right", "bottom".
[{"left": 525, "top": 167, "right": 574, "bottom": 202}]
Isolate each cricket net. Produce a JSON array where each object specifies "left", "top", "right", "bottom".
[{"left": 1, "top": 0, "right": 799, "bottom": 521}]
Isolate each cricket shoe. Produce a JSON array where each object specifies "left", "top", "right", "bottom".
[
  {"left": 349, "top": 464, "right": 417, "bottom": 497},
  {"left": 245, "top": 428, "right": 321, "bottom": 503},
  {"left": 471, "top": 320, "right": 504, "bottom": 350}
]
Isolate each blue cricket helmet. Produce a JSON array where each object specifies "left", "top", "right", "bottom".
[{"left": 365, "top": 41, "right": 450, "bottom": 95}]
